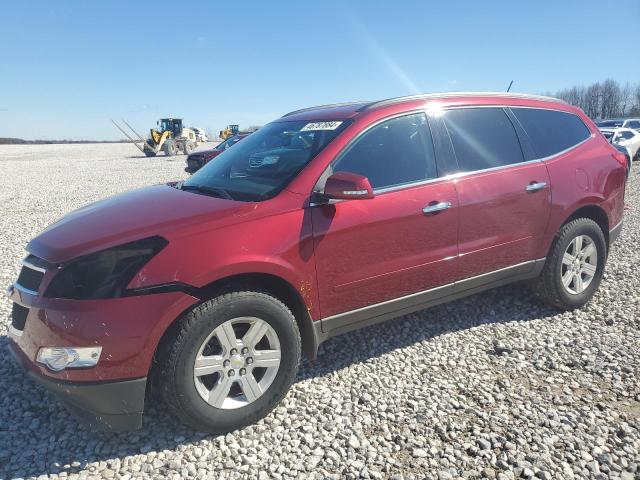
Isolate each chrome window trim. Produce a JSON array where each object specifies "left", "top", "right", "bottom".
[{"left": 310, "top": 104, "right": 593, "bottom": 200}]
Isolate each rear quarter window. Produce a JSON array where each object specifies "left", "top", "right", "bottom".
[{"left": 511, "top": 107, "right": 591, "bottom": 159}]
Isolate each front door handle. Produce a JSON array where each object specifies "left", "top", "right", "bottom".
[
  {"left": 525, "top": 181, "right": 548, "bottom": 192},
  {"left": 423, "top": 201, "right": 452, "bottom": 215}
]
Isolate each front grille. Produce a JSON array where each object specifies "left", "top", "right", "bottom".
[
  {"left": 17, "top": 266, "right": 44, "bottom": 292},
  {"left": 11, "top": 303, "right": 29, "bottom": 331},
  {"left": 24, "top": 254, "right": 51, "bottom": 270},
  {"left": 16, "top": 255, "right": 51, "bottom": 293}
]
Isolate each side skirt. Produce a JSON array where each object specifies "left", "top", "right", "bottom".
[{"left": 313, "top": 258, "right": 546, "bottom": 347}]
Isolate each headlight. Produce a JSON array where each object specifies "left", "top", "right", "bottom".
[{"left": 45, "top": 236, "right": 167, "bottom": 300}]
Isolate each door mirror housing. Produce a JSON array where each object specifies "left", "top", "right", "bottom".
[{"left": 322, "top": 171, "right": 375, "bottom": 200}]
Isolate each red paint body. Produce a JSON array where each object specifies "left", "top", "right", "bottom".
[{"left": 9, "top": 94, "right": 626, "bottom": 384}]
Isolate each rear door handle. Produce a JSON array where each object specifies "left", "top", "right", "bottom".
[
  {"left": 422, "top": 201, "right": 452, "bottom": 215},
  {"left": 525, "top": 181, "right": 548, "bottom": 192}
]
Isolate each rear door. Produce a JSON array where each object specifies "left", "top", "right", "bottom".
[
  {"left": 311, "top": 112, "right": 459, "bottom": 325},
  {"left": 439, "top": 107, "right": 551, "bottom": 282}
]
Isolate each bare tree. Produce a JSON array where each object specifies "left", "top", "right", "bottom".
[
  {"left": 600, "top": 79, "right": 621, "bottom": 118},
  {"left": 620, "top": 82, "right": 633, "bottom": 116},
  {"left": 584, "top": 83, "right": 602, "bottom": 119},
  {"left": 631, "top": 84, "right": 640, "bottom": 116},
  {"left": 551, "top": 79, "right": 640, "bottom": 119}
]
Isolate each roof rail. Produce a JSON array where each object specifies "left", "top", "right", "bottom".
[
  {"left": 360, "top": 92, "right": 567, "bottom": 111},
  {"left": 282, "top": 101, "right": 371, "bottom": 117}
]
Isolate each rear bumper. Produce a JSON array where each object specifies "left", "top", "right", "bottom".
[{"left": 8, "top": 340, "right": 145, "bottom": 431}]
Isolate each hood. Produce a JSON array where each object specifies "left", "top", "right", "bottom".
[{"left": 28, "top": 184, "right": 257, "bottom": 263}]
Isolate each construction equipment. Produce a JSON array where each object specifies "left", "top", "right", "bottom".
[
  {"left": 112, "top": 118, "right": 199, "bottom": 157},
  {"left": 219, "top": 124, "right": 239, "bottom": 140}
]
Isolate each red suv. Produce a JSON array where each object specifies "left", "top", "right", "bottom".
[{"left": 7, "top": 93, "right": 626, "bottom": 433}]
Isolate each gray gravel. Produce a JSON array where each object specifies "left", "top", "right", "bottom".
[{"left": 0, "top": 143, "right": 638, "bottom": 480}]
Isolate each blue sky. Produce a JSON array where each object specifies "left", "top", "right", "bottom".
[{"left": 1, "top": 0, "right": 639, "bottom": 140}]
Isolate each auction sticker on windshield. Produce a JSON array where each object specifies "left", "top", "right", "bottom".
[{"left": 300, "top": 121, "right": 343, "bottom": 131}]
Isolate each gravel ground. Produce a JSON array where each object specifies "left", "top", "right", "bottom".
[{"left": 0, "top": 143, "right": 638, "bottom": 480}]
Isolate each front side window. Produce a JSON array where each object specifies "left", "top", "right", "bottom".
[
  {"left": 442, "top": 108, "right": 524, "bottom": 172},
  {"left": 511, "top": 107, "right": 591, "bottom": 159},
  {"left": 331, "top": 113, "right": 437, "bottom": 190},
  {"left": 184, "top": 120, "right": 351, "bottom": 201}
]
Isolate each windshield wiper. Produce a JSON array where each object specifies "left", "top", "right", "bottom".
[{"left": 179, "top": 183, "right": 234, "bottom": 200}]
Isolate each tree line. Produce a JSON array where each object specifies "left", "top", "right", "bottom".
[{"left": 546, "top": 79, "right": 640, "bottom": 120}]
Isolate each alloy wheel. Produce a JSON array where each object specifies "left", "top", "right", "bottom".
[
  {"left": 193, "top": 317, "right": 281, "bottom": 409},
  {"left": 561, "top": 234, "right": 598, "bottom": 295}
]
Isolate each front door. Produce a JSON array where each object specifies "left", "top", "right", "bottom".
[{"left": 310, "top": 112, "right": 459, "bottom": 328}]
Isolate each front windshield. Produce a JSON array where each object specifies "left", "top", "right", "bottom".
[
  {"left": 160, "top": 119, "right": 172, "bottom": 132},
  {"left": 183, "top": 120, "right": 351, "bottom": 201}
]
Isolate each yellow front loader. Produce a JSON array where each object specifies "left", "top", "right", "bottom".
[
  {"left": 219, "top": 124, "right": 239, "bottom": 140},
  {"left": 112, "top": 118, "right": 199, "bottom": 157}
]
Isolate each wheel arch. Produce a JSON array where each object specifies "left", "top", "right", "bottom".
[
  {"left": 559, "top": 204, "right": 610, "bottom": 249},
  {"left": 152, "top": 272, "right": 319, "bottom": 371},
  {"left": 546, "top": 203, "right": 609, "bottom": 256}
]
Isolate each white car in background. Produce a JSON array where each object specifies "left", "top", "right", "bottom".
[
  {"left": 191, "top": 127, "right": 209, "bottom": 143},
  {"left": 599, "top": 127, "right": 640, "bottom": 175},
  {"left": 596, "top": 118, "right": 640, "bottom": 131}
]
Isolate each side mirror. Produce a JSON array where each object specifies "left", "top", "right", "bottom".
[{"left": 322, "top": 171, "right": 375, "bottom": 200}]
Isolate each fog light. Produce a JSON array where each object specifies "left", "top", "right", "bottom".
[{"left": 36, "top": 346, "right": 102, "bottom": 372}]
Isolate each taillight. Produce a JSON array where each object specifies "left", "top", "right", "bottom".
[{"left": 612, "top": 151, "right": 627, "bottom": 168}]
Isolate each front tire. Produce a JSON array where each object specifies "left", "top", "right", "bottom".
[
  {"left": 532, "top": 218, "right": 607, "bottom": 310},
  {"left": 163, "top": 139, "right": 177, "bottom": 156},
  {"left": 157, "top": 291, "right": 301, "bottom": 433}
]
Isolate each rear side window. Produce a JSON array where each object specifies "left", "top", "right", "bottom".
[
  {"left": 511, "top": 108, "right": 591, "bottom": 159},
  {"left": 332, "top": 113, "right": 437, "bottom": 190},
  {"left": 442, "top": 108, "right": 524, "bottom": 172}
]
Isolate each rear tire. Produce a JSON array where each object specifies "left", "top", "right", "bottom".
[
  {"left": 163, "top": 139, "right": 177, "bottom": 156},
  {"left": 157, "top": 291, "right": 301, "bottom": 433},
  {"left": 532, "top": 218, "right": 606, "bottom": 310}
]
